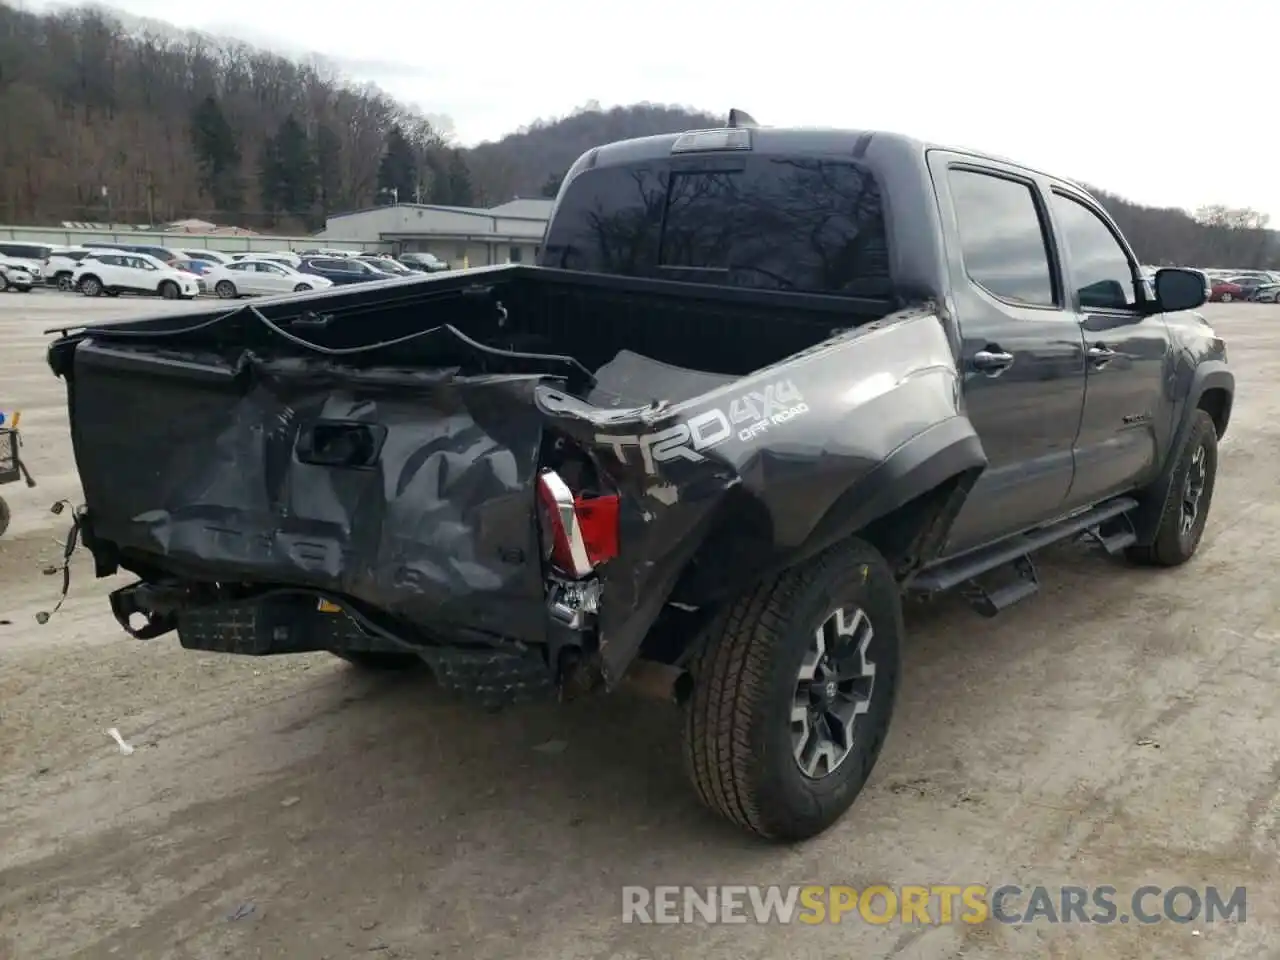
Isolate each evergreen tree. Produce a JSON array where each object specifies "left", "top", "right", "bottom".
[
  {"left": 189, "top": 95, "right": 242, "bottom": 212},
  {"left": 258, "top": 131, "right": 282, "bottom": 221},
  {"left": 377, "top": 125, "right": 416, "bottom": 204},
  {"left": 444, "top": 149, "right": 474, "bottom": 207},
  {"left": 315, "top": 124, "right": 342, "bottom": 214},
  {"left": 540, "top": 170, "right": 565, "bottom": 198},
  {"left": 258, "top": 114, "right": 316, "bottom": 221},
  {"left": 425, "top": 150, "right": 450, "bottom": 205}
]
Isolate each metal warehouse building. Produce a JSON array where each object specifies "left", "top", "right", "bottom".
[{"left": 314, "top": 198, "right": 552, "bottom": 267}]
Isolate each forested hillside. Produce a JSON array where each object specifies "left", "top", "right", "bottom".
[
  {"left": 466, "top": 101, "right": 723, "bottom": 202},
  {"left": 0, "top": 1, "right": 1275, "bottom": 268}
]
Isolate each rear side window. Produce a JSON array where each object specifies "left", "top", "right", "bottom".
[
  {"left": 0, "top": 243, "right": 49, "bottom": 259},
  {"left": 1049, "top": 191, "right": 1137, "bottom": 310},
  {"left": 543, "top": 157, "right": 890, "bottom": 297},
  {"left": 948, "top": 168, "right": 1057, "bottom": 307}
]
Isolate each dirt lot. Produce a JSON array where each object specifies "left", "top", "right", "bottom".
[{"left": 1, "top": 289, "right": 1278, "bottom": 960}]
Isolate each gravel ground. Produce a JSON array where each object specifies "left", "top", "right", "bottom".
[{"left": 1, "top": 289, "right": 1278, "bottom": 960}]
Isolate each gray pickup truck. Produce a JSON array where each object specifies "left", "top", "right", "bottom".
[{"left": 46, "top": 112, "right": 1232, "bottom": 842}]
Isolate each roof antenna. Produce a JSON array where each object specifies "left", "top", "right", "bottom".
[{"left": 727, "top": 108, "right": 758, "bottom": 129}]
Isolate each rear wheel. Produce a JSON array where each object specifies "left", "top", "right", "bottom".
[
  {"left": 333, "top": 651, "right": 423, "bottom": 671},
  {"left": 159, "top": 280, "right": 180, "bottom": 299},
  {"left": 293, "top": 282, "right": 312, "bottom": 292},
  {"left": 0, "top": 496, "right": 8, "bottom": 537},
  {"left": 1127, "top": 409, "right": 1218, "bottom": 567},
  {"left": 0, "top": 274, "right": 8, "bottom": 292},
  {"left": 215, "top": 280, "right": 237, "bottom": 299},
  {"left": 682, "top": 538, "right": 902, "bottom": 841},
  {"left": 56, "top": 273, "right": 72, "bottom": 291},
  {"left": 79, "top": 275, "right": 102, "bottom": 297},
  {"left": 1221, "top": 292, "right": 1233, "bottom": 302}
]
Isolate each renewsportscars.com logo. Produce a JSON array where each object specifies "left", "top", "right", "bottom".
[{"left": 621, "top": 884, "right": 1247, "bottom": 926}]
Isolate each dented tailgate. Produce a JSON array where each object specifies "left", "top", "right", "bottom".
[{"left": 67, "top": 339, "right": 552, "bottom": 646}]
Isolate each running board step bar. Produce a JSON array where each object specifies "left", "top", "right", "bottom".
[
  {"left": 1088, "top": 512, "right": 1138, "bottom": 555},
  {"left": 961, "top": 554, "right": 1039, "bottom": 617},
  {"left": 908, "top": 497, "right": 1140, "bottom": 604}
]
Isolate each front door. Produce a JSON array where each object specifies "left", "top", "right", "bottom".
[
  {"left": 927, "top": 157, "right": 1088, "bottom": 555},
  {"left": 1047, "top": 188, "right": 1173, "bottom": 509}
]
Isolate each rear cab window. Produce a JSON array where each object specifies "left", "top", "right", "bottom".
[{"left": 542, "top": 153, "right": 891, "bottom": 298}]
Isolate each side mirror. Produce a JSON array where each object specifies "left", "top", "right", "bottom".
[{"left": 1154, "top": 268, "right": 1207, "bottom": 312}]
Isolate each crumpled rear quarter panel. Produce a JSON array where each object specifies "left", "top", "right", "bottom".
[{"left": 538, "top": 310, "right": 974, "bottom": 681}]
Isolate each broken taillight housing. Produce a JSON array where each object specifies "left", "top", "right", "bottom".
[{"left": 536, "top": 469, "right": 620, "bottom": 578}]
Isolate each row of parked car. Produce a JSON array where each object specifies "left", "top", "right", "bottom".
[
  {"left": 0, "top": 241, "right": 452, "bottom": 301},
  {"left": 1201, "top": 269, "right": 1280, "bottom": 303}
]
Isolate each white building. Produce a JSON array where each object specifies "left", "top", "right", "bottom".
[{"left": 314, "top": 198, "right": 553, "bottom": 267}]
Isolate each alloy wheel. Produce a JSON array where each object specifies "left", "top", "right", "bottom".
[{"left": 791, "top": 606, "right": 877, "bottom": 779}]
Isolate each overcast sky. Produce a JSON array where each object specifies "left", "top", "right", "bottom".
[{"left": 21, "top": 0, "right": 1279, "bottom": 219}]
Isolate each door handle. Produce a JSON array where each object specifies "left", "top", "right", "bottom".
[
  {"left": 972, "top": 349, "right": 1015, "bottom": 375},
  {"left": 1087, "top": 344, "right": 1117, "bottom": 366}
]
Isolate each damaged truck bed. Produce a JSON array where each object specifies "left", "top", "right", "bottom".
[
  {"left": 47, "top": 117, "right": 1230, "bottom": 841},
  {"left": 47, "top": 265, "right": 963, "bottom": 692}
]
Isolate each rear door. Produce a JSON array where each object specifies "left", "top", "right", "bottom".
[
  {"left": 926, "top": 154, "right": 1088, "bottom": 555},
  {"left": 1046, "top": 187, "right": 1172, "bottom": 509},
  {"left": 124, "top": 256, "right": 156, "bottom": 292},
  {"left": 247, "top": 262, "right": 282, "bottom": 294}
]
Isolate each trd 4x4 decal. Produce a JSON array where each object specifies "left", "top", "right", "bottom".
[{"left": 596, "top": 380, "right": 810, "bottom": 474}]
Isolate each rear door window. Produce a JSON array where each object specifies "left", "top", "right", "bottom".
[
  {"left": 0, "top": 243, "right": 49, "bottom": 259},
  {"left": 543, "top": 156, "right": 890, "bottom": 297},
  {"left": 947, "top": 168, "right": 1058, "bottom": 307}
]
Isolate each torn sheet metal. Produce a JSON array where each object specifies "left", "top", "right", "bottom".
[{"left": 68, "top": 342, "right": 550, "bottom": 646}]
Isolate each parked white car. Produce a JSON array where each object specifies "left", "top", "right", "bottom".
[
  {"left": 0, "top": 257, "right": 35, "bottom": 293},
  {"left": 0, "top": 242, "right": 53, "bottom": 282},
  {"left": 205, "top": 258, "right": 334, "bottom": 299},
  {"left": 45, "top": 246, "right": 96, "bottom": 290},
  {"left": 72, "top": 251, "right": 200, "bottom": 300}
]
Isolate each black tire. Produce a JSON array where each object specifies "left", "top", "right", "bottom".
[
  {"left": 79, "top": 275, "right": 102, "bottom": 297},
  {"left": 1126, "top": 409, "right": 1218, "bottom": 567},
  {"left": 215, "top": 280, "right": 237, "bottom": 299},
  {"left": 56, "top": 274, "right": 72, "bottom": 291},
  {"left": 293, "top": 282, "right": 311, "bottom": 292},
  {"left": 15, "top": 286, "right": 31, "bottom": 293},
  {"left": 0, "top": 274, "right": 8, "bottom": 292},
  {"left": 159, "top": 280, "right": 180, "bottom": 300},
  {"left": 682, "top": 537, "right": 902, "bottom": 842},
  {"left": 333, "top": 651, "right": 423, "bottom": 671},
  {"left": 0, "top": 496, "right": 9, "bottom": 537}
]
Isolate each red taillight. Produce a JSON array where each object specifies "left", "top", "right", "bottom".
[{"left": 536, "top": 469, "right": 620, "bottom": 578}]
